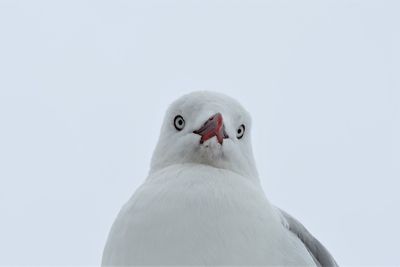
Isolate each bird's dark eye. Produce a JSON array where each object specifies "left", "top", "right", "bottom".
[
  {"left": 236, "top": 124, "right": 245, "bottom": 139},
  {"left": 173, "top": 115, "right": 185, "bottom": 131}
]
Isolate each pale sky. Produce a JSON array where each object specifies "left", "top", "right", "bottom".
[{"left": 0, "top": 0, "right": 399, "bottom": 265}]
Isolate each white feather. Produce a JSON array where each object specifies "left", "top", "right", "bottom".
[{"left": 102, "top": 91, "right": 317, "bottom": 265}]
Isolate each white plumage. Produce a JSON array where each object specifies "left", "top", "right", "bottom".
[{"left": 102, "top": 91, "right": 337, "bottom": 266}]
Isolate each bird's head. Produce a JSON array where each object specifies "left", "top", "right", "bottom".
[{"left": 150, "top": 91, "right": 258, "bottom": 179}]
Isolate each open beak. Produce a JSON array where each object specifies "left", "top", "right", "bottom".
[{"left": 193, "top": 113, "right": 229, "bottom": 145}]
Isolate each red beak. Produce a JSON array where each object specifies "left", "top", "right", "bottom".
[{"left": 193, "top": 113, "right": 229, "bottom": 145}]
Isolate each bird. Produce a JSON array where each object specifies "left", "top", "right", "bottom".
[{"left": 102, "top": 91, "right": 338, "bottom": 266}]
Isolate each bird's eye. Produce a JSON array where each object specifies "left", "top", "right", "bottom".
[
  {"left": 173, "top": 115, "right": 185, "bottom": 131},
  {"left": 236, "top": 124, "right": 245, "bottom": 139}
]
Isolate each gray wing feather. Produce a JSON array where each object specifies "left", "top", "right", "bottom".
[{"left": 277, "top": 208, "right": 339, "bottom": 267}]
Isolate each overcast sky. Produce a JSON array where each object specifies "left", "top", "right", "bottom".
[{"left": 0, "top": 0, "right": 399, "bottom": 265}]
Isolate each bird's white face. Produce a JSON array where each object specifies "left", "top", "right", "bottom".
[{"left": 150, "top": 91, "right": 258, "bottom": 179}]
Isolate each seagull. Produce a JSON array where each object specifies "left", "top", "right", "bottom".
[{"left": 102, "top": 91, "right": 338, "bottom": 266}]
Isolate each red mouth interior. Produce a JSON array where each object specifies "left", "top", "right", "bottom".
[{"left": 193, "top": 113, "right": 229, "bottom": 144}]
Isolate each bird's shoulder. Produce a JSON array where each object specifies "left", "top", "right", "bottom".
[{"left": 275, "top": 207, "right": 338, "bottom": 267}]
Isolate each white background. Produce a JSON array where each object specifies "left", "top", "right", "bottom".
[{"left": 0, "top": 0, "right": 399, "bottom": 265}]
